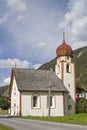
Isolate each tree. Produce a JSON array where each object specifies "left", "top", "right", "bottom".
[
  {"left": 0, "top": 96, "right": 10, "bottom": 110},
  {"left": 76, "top": 97, "right": 87, "bottom": 113}
]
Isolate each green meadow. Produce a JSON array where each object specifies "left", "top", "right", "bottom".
[
  {"left": 1, "top": 113, "right": 87, "bottom": 130},
  {"left": 0, "top": 124, "right": 14, "bottom": 130},
  {"left": 21, "top": 114, "right": 87, "bottom": 125}
]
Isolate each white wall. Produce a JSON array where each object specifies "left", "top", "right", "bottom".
[
  {"left": 55, "top": 56, "right": 76, "bottom": 115},
  {"left": 63, "top": 63, "right": 76, "bottom": 115},
  {"left": 21, "top": 91, "right": 64, "bottom": 116},
  {"left": 11, "top": 78, "right": 20, "bottom": 116}
]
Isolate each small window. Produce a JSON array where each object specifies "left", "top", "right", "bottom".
[
  {"left": 68, "top": 84, "right": 70, "bottom": 87},
  {"left": 50, "top": 96, "right": 52, "bottom": 107},
  {"left": 48, "top": 95, "right": 55, "bottom": 108},
  {"left": 67, "top": 57, "right": 69, "bottom": 60},
  {"left": 32, "top": 94, "right": 40, "bottom": 108},
  {"left": 57, "top": 65, "right": 60, "bottom": 74},
  {"left": 33, "top": 96, "right": 38, "bottom": 107},
  {"left": 66, "top": 64, "right": 71, "bottom": 73}
]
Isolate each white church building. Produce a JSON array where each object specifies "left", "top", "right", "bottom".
[{"left": 10, "top": 35, "right": 76, "bottom": 116}]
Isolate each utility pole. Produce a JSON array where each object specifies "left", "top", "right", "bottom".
[
  {"left": 48, "top": 69, "right": 54, "bottom": 118},
  {"left": 48, "top": 83, "right": 51, "bottom": 117},
  {"left": 48, "top": 78, "right": 51, "bottom": 118}
]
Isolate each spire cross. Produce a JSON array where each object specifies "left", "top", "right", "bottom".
[
  {"left": 15, "top": 61, "right": 17, "bottom": 68},
  {"left": 63, "top": 32, "right": 65, "bottom": 40}
]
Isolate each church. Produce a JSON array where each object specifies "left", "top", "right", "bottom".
[{"left": 10, "top": 35, "right": 76, "bottom": 116}]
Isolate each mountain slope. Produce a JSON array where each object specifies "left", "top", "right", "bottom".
[{"left": 38, "top": 46, "right": 87, "bottom": 89}]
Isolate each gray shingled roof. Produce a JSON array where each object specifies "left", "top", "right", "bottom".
[{"left": 13, "top": 68, "right": 68, "bottom": 92}]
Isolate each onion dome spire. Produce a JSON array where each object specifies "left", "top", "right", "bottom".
[{"left": 56, "top": 33, "right": 73, "bottom": 57}]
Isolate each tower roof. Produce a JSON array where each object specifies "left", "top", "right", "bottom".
[{"left": 56, "top": 33, "right": 73, "bottom": 57}]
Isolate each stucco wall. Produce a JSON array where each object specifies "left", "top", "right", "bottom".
[
  {"left": 63, "top": 63, "right": 76, "bottom": 115},
  {"left": 21, "top": 91, "right": 64, "bottom": 116},
  {"left": 11, "top": 78, "right": 20, "bottom": 116},
  {"left": 55, "top": 56, "right": 76, "bottom": 115}
]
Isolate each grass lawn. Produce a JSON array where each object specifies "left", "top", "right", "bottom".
[
  {"left": 21, "top": 114, "right": 87, "bottom": 125},
  {"left": 0, "top": 110, "right": 8, "bottom": 115},
  {"left": 0, "top": 124, "right": 14, "bottom": 130}
]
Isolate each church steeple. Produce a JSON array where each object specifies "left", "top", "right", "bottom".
[
  {"left": 55, "top": 34, "right": 76, "bottom": 115},
  {"left": 56, "top": 33, "right": 73, "bottom": 57}
]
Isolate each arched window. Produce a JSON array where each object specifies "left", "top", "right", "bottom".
[
  {"left": 32, "top": 94, "right": 40, "bottom": 108},
  {"left": 66, "top": 64, "right": 71, "bottom": 73},
  {"left": 48, "top": 94, "right": 55, "bottom": 108},
  {"left": 33, "top": 96, "right": 38, "bottom": 107}
]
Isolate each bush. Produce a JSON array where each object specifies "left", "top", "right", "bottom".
[
  {"left": 76, "top": 97, "right": 87, "bottom": 113},
  {"left": 0, "top": 96, "right": 10, "bottom": 110}
]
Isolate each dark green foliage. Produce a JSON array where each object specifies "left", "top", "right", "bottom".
[
  {"left": 38, "top": 46, "right": 87, "bottom": 89},
  {"left": 73, "top": 46, "right": 87, "bottom": 88},
  {"left": 0, "top": 96, "right": 10, "bottom": 110},
  {"left": 76, "top": 97, "right": 87, "bottom": 113},
  {"left": 38, "top": 58, "right": 56, "bottom": 71}
]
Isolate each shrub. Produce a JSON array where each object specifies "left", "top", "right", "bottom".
[
  {"left": 76, "top": 97, "right": 87, "bottom": 113},
  {"left": 0, "top": 96, "right": 10, "bottom": 110}
]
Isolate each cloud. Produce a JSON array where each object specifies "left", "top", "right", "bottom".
[
  {"left": 3, "top": 77, "right": 10, "bottom": 85},
  {"left": 59, "top": 0, "right": 87, "bottom": 49},
  {"left": 15, "top": 15, "right": 24, "bottom": 23},
  {"left": 0, "top": 13, "right": 10, "bottom": 25},
  {"left": 0, "top": 0, "right": 27, "bottom": 26},
  {"left": 1, "top": 0, "right": 77, "bottom": 67},
  {"left": 5, "top": 1, "right": 63, "bottom": 63},
  {"left": 32, "top": 64, "right": 42, "bottom": 69},
  {"left": 0, "top": 58, "right": 29, "bottom": 69},
  {"left": 5, "top": 0, "right": 27, "bottom": 11},
  {"left": 37, "top": 42, "right": 46, "bottom": 47}
]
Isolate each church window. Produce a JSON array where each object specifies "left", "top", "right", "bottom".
[
  {"left": 67, "top": 56, "right": 69, "bottom": 60},
  {"left": 33, "top": 96, "right": 37, "bottom": 107},
  {"left": 32, "top": 94, "right": 40, "bottom": 108},
  {"left": 66, "top": 64, "right": 71, "bottom": 73},
  {"left": 57, "top": 65, "right": 60, "bottom": 74},
  {"left": 68, "top": 84, "right": 70, "bottom": 87},
  {"left": 50, "top": 96, "right": 52, "bottom": 107},
  {"left": 47, "top": 95, "right": 55, "bottom": 108}
]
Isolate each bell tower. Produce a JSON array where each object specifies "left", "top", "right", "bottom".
[{"left": 55, "top": 33, "right": 76, "bottom": 115}]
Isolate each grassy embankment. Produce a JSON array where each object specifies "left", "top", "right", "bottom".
[
  {"left": 0, "top": 110, "right": 8, "bottom": 115},
  {"left": 0, "top": 124, "right": 14, "bottom": 130},
  {"left": 21, "top": 114, "right": 87, "bottom": 125},
  {"left": 0, "top": 113, "right": 87, "bottom": 129}
]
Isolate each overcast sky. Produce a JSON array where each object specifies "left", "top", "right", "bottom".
[{"left": 0, "top": 0, "right": 87, "bottom": 85}]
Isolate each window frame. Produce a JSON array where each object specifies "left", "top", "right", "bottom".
[
  {"left": 47, "top": 94, "right": 55, "bottom": 109},
  {"left": 32, "top": 94, "right": 40, "bottom": 109},
  {"left": 57, "top": 64, "right": 60, "bottom": 74},
  {"left": 66, "top": 64, "right": 71, "bottom": 73}
]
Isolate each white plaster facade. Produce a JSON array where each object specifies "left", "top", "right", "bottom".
[
  {"left": 55, "top": 55, "right": 76, "bottom": 115},
  {"left": 11, "top": 80, "right": 65, "bottom": 116},
  {"left": 11, "top": 77, "right": 20, "bottom": 116},
  {"left": 21, "top": 91, "right": 64, "bottom": 116}
]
